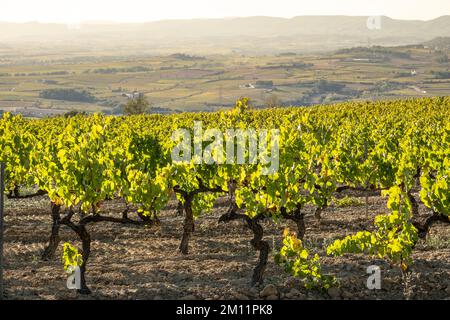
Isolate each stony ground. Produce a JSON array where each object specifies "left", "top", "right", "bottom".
[{"left": 2, "top": 190, "right": 450, "bottom": 300}]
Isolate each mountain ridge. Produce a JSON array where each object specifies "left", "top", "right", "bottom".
[{"left": 1, "top": 15, "right": 449, "bottom": 54}]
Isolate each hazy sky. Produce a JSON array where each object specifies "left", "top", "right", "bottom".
[{"left": 1, "top": 0, "right": 449, "bottom": 23}]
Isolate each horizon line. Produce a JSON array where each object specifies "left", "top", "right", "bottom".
[{"left": 1, "top": 14, "right": 449, "bottom": 25}]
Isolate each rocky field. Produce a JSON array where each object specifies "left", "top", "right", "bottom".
[{"left": 2, "top": 190, "right": 450, "bottom": 300}]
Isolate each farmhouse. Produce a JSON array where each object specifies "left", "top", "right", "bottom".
[
  {"left": 239, "top": 83, "right": 255, "bottom": 89},
  {"left": 122, "top": 91, "right": 143, "bottom": 99}
]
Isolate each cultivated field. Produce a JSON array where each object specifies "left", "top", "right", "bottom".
[{"left": 0, "top": 44, "right": 449, "bottom": 116}]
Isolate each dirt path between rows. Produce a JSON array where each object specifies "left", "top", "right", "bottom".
[{"left": 2, "top": 192, "right": 450, "bottom": 300}]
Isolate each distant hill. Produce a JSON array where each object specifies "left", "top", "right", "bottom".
[
  {"left": 1, "top": 16, "right": 450, "bottom": 54},
  {"left": 424, "top": 37, "right": 450, "bottom": 51}
]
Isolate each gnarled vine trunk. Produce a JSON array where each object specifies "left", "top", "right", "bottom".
[
  {"left": 413, "top": 212, "right": 450, "bottom": 239},
  {"left": 407, "top": 191, "right": 419, "bottom": 217},
  {"left": 179, "top": 195, "right": 194, "bottom": 254},
  {"left": 246, "top": 218, "right": 269, "bottom": 285},
  {"left": 77, "top": 224, "right": 92, "bottom": 295},
  {"left": 41, "top": 202, "right": 61, "bottom": 260},
  {"left": 219, "top": 206, "right": 269, "bottom": 286},
  {"left": 60, "top": 217, "right": 92, "bottom": 294},
  {"left": 281, "top": 205, "right": 305, "bottom": 240}
]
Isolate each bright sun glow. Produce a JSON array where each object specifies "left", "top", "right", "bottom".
[{"left": 0, "top": 0, "right": 449, "bottom": 23}]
